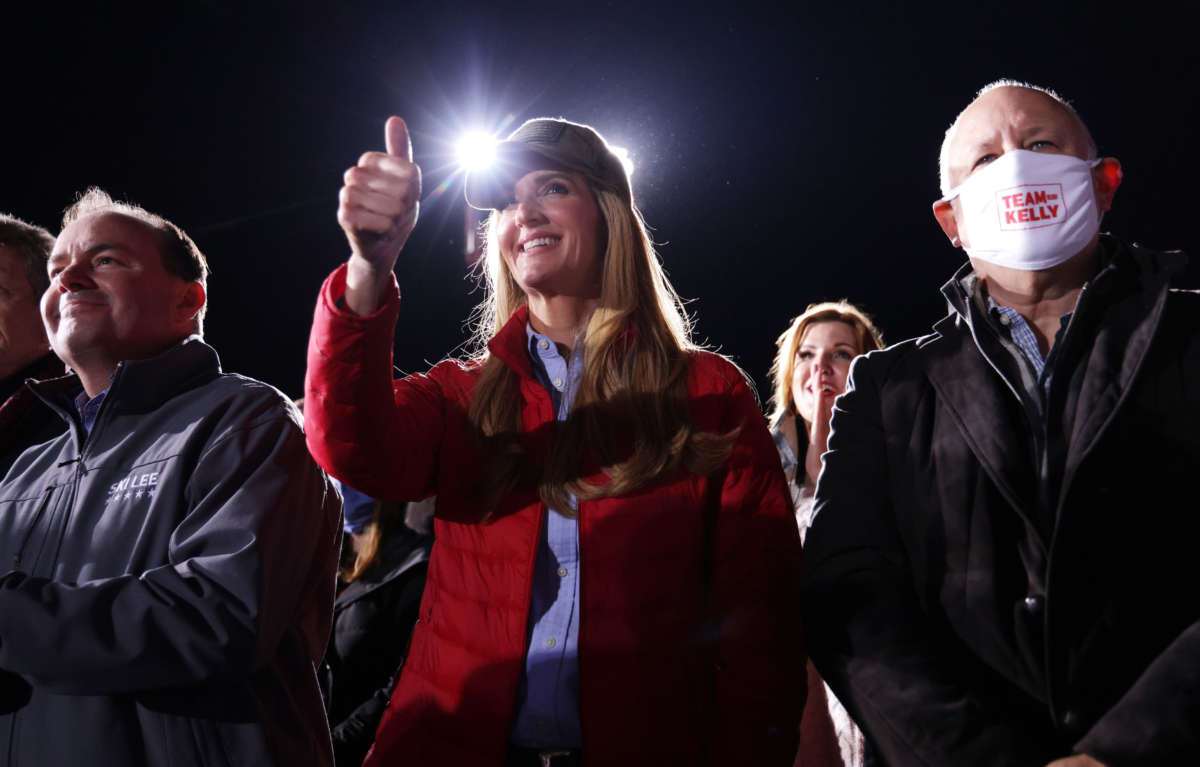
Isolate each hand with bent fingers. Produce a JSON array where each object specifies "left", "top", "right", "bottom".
[
  {"left": 804, "top": 392, "right": 835, "bottom": 487},
  {"left": 338, "top": 116, "right": 422, "bottom": 315}
]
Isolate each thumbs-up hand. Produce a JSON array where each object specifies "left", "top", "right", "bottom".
[{"left": 338, "top": 116, "right": 422, "bottom": 271}]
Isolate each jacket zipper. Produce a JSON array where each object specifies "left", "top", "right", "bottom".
[
  {"left": 48, "top": 459, "right": 87, "bottom": 569},
  {"left": 44, "top": 366, "right": 129, "bottom": 569}
]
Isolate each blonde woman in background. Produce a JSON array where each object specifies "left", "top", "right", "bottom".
[
  {"left": 768, "top": 301, "right": 884, "bottom": 767},
  {"left": 769, "top": 302, "right": 884, "bottom": 540}
]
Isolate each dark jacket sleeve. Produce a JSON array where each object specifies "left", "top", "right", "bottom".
[
  {"left": 1074, "top": 591, "right": 1200, "bottom": 763},
  {"left": 0, "top": 405, "right": 341, "bottom": 694},
  {"left": 708, "top": 366, "right": 806, "bottom": 765},
  {"left": 800, "top": 353, "right": 1055, "bottom": 767},
  {"left": 329, "top": 566, "right": 427, "bottom": 766},
  {"left": 1072, "top": 288, "right": 1200, "bottom": 764},
  {"left": 331, "top": 684, "right": 392, "bottom": 767}
]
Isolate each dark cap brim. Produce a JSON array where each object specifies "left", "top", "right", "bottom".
[{"left": 464, "top": 145, "right": 592, "bottom": 211}]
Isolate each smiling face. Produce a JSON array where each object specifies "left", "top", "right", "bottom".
[
  {"left": 43, "top": 212, "right": 201, "bottom": 378},
  {"left": 495, "top": 169, "right": 604, "bottom": 301},
  {"left": 791, "top": 320, "right": 860, "bottom": 426}
]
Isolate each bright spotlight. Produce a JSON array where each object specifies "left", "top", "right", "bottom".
[
  {"left": 610, "top": 145, "right": 634, "bottom": 177},
  {"left": 456, "top": 131, "right": 497, "bottom": 171}
]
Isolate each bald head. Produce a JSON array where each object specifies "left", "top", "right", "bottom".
[{"left": 939, "top": 81, "right": 1097, "bottom": 195}]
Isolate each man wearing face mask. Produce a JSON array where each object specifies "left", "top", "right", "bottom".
[{"left": 801, "top": 80, "right": 1200, "bottom": 767}]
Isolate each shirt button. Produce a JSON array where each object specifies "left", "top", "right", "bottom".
[
  {"left": 557, "top": 566, "right": 568, "bottom": 577},
  {"left": 1023, "top": 595, "right": 1044, "bottom": 615},
  {"left": 545, "top": 637, "right": 557, "bottom": 648},
  {"left": 552, "top": 377, "right": 564, "bottom": 389},
  {"left": 538, "top": 339, "right": 550, "bottom": 351}
]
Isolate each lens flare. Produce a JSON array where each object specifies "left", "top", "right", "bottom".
[{"left": 455, "top": 131, "right": 497, "bottom": 171}]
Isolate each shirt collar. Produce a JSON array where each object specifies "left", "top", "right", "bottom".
[
  {"left": 74, "top": 388, "right": 109, "bottom": 435},
  {"left": 941, "top": 234, "right": 1122, "bottom": 325}
]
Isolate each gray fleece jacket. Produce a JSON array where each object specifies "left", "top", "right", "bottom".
[{"left": 0, "top": 337, "right": 341, "bottom": 766}]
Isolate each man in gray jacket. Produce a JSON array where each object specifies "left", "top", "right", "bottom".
[{"left": 0, "top": 189, "right": 341, "bottom": 766}]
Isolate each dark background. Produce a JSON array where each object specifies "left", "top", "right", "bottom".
[{"left": 4, "top": 2, "right": 1195, "bottom": 401}]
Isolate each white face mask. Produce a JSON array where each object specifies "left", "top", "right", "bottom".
[{"left": 941, "top": 149, "right": 1103, "bottom": 271}]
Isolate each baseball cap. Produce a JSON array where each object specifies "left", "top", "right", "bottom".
[{"left": 464, "top": 117, "right": 632, "bottom": 211}]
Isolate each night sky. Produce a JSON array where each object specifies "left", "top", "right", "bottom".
[{"left": 5, "top": 3, "right": 1195, "bottom": 401}]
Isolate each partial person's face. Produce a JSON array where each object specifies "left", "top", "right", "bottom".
[
  {"left": 936, "top": 86, "right": 1119, "bottom": 249},
  {"left": 496, "top": 169, "right": 603, "bottom": 300},
  {"left": 0, "top": 245, "right": 51, "bottom": 380},
  {"left": 43, "top": 212, "right": 201, "bottom": 371},
  {"left": 791, "top": 320, "right": 860, "bottom": 426}
]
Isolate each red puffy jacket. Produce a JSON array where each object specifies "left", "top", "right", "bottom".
[{"left": 305, "top": 265, "right": 805, "bottom": 766}]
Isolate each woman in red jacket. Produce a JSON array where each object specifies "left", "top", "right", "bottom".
[{"left": 304, "top": 115, "right": 804, "bottom": 767}]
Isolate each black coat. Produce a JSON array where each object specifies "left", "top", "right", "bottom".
[
  {"left": 321, "top": 527, "right": 430, "bottom": 767},
  {"left": 0, "top": 352, "right": 66, "bottom": 479},
  {"left": 802, "top": 238, "right": 1200, "bottom": 766}
]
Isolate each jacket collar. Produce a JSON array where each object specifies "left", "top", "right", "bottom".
[
  {"left": 939, "top": 260, "right": 980, "bottom": 325},
  {"left": 919, "top": 235, "right": 1186, "bottom": 540},
  {"left": 1058, "top": 239, "right": 1185, "bottom": 490},
  {"left": 1, "top": 352, "right": 65, "bottom": 405},
  {"left": 486, "top": 305, "right": 537, "bottom": 381},
  {"left": 923, "top": 310, "right": 1046, "bottom": 547},
  {"left": 335, "top": 533, "right": 431, "bottom": 610},
  {"left": 937, "top": 235, "right": 1146, "bottom": 328},
  {"left": 30, "top": 336, "right": 222, "bottom": 428},
  {"left": 485, "top": 304, "right": 641, "bottom": 375},
  {"left": 0, "top": 354, "right": 66, "bottom": 443}
]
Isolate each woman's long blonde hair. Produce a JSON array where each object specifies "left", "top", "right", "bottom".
[
  {"left": 467, "top": 184, "right": 737, "bottom": 516},
  {"left": 767, "top": 301, "right": 884, "bottom": 432}
]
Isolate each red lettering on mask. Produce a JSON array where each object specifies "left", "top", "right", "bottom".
[{"left": 996, "top": 183, "right": 1067, "bottom": 231}]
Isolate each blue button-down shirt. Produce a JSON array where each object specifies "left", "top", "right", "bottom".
[
  {"left": 74, "top": 389, "right": 108, "bottom": 435},
  {"left": 509, "top": 325, "right": 584, "bottom": 749},
  {"left": 985, "top": 296, "right": 1072, "bottom": 401}
]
